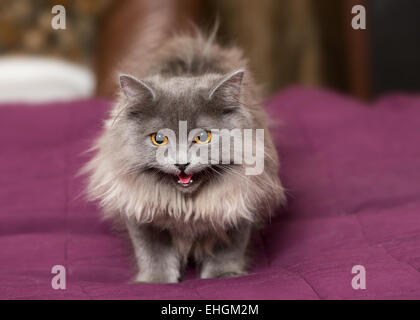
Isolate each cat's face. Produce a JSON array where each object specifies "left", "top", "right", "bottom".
[{"left": 115, "top": 71, "right": 252, "bottom": 193}]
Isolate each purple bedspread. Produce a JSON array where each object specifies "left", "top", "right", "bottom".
[{"left": 1, "top": 87, "right": 420, "bottom": 299}]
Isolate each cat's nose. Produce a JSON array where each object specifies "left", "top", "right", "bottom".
[{"left": 175, "top": 163, "right": 190, "bottom": 172}]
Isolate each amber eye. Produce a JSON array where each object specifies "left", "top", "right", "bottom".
[
  {"left": 151, "top": 133, "right": 168, "bottom": 146},
  {"left": 195, "top": 130, "right": 212, "bottom": 144}
]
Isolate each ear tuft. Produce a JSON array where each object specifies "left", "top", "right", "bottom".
[
  {"left": 208, "top": 69, "right": 244, "bottom": 100},
  {"left": 119, "top": 74, "right": 155, "bottom": 100}
]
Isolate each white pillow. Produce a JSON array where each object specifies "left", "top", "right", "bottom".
[{"left": 0, "top": 56, "right": 95, "bottom": 103}]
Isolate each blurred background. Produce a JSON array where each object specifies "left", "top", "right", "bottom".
[{"left": 0, "top": 0, "right": 419, "bottom": 102}]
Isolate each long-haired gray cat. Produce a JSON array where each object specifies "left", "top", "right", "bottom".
[{"left": 84, "top": 31, "right": 285, "bottom": 283}]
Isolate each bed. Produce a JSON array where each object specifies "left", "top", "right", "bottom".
[{"left": 1, "top": 87, "right": 419, "bottom": 299}]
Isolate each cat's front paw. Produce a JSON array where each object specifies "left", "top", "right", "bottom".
[
  {"left": 133, "top": 271, "right": 180, "bottom": 283},
  {"left": 200, "top": 265, "right": 247, "bottom": 279}
]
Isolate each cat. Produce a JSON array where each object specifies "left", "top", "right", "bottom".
[{"left": 83, "top": 31, "right": 285, "bottom": 283}]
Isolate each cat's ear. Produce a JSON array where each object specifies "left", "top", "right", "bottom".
[
  {"left": 208, "top": 69, "right": 244, "bottom": 101},
  {"left": 119, "top": 73, "right": 156, "bottom": 100}
]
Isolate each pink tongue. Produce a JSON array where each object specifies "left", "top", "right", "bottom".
[{"left": 178, "top": 173, "right": 192, "bottom": 184}]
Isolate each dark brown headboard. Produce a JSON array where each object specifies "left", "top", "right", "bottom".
[{"left": 94, "top": 0, "right": 200, "bottom": 98}]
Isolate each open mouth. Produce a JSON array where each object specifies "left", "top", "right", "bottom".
[
  {"left": 142, "top": 166, "right": 226, "bottom": 190},
  {"left": 177, "top": 172, "right": 193, "bottom": 187}
]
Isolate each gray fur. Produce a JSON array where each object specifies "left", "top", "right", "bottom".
[
  {"left": 125, "top": 219, "right": 182, "bottom": 283},
  {"left": 83, "top": 32, "right": 285, "bottom": 283},
  {"left": 200, "top": 222, "right": 252, "bottom": 279}
]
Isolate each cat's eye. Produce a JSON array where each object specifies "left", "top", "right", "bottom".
[
  {"left": 195, "top": 130, "right": 212, "bottom": 144},
  {"left": 151, "top": 133, "right": 168, "bottom": 146}
]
